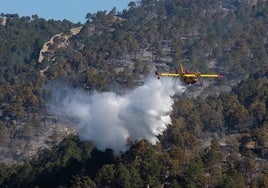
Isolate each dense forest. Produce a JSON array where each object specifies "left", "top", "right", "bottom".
[{"left": 0, "top": 0, "right": 268, "bottom": 187}]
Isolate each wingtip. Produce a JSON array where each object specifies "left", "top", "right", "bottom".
[
  {"left": 218, "top": 73, "right": 223, "bottom": 79},
  {"left": 155, "top": 71, "right": 161, "bottom": 79}
]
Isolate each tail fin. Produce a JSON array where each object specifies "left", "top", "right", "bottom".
[{"left": 180, "top": 63, "right": 184, "bottom": 73}]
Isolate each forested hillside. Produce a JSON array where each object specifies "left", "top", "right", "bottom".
[{"left": 0, "top": 0, "right": 268, "bottom": 187}]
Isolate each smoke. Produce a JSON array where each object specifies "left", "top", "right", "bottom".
[{"left": 48, "top": 78, "right": 185, "bottom": 153}]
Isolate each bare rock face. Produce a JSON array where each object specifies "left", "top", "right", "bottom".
[
  {"left": 0, "top": 17, "right": 7, "bottom": 26},
  {"left": 38, "top": 26, "right": 83, "bottom": 63}
]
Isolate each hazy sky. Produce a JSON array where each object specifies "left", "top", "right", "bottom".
[{"left": 0, "top": 0, "right": 133, "bottom": 23}]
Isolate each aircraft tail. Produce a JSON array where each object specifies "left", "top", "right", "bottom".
[{"left": 180, "top": 64, "right": 184, "bottom": 73}]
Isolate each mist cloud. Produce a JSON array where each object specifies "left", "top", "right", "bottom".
[{"left": 48, "top": 78, "right": 185, "bottom": 153}]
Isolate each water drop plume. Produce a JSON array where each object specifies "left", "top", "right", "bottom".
[{"left": 48, "top": 78, "right": 185, "bottom": 153}]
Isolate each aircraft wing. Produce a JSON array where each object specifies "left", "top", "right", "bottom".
[
  {"left": 156, "top": 72, "right": 214, "bottom": 78},
  {"left": 183, "top": 72, "right": 223, "bottom": 78},
  {"left": 199, "top": 73, "right": 223, "bottom": 79},
  {"left": 159, "top": 73, "right": 180, "bottom": 77},
  {"left": 155, "top": 71, "right": 180, "bottom": 79}
]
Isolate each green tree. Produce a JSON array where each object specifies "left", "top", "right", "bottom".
[
  {"left": 128, "top": 166, "right": 143, "bottom": 187},
  {"left": 0, "top": 122, "right": 10, "bottom": 146},
  {"left": 220, "top": 93, "right": 250, "bottom": 132},
  {"left": 203, "top": 137, "right": 223, "bottom": 187},
  {"left": 114, "top": 163, "right": 131, "bottom": 188},
  {"left": 95, "top": 164, "right": 116, "bottom": 187},
  {"left": 184, "top": 159, "right": 206, "bottom": 187},
  {"left": 22, "top": 122, "right": 32, "bottom": 140},
  {"left": 70, "top": 175, "right": 96, "bottom": 188},
  {"left": 222, "top": 168, "right": 246, "bottom": 188},
  {"left": 133, "top": 58, "right": 143, "bottom": 74},
  {"left": 248, "top": 100, "right": 266, "bottom": 124},
  {"left": 203, "top": 137, "right": 222, "bottom": 166}
]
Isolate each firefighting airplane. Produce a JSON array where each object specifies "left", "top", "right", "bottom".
[{"left": 155, "top": 64, "right": 223, "bottom": 84}]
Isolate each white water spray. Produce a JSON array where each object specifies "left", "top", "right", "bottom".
[{"left": 48, "top": 78, "right": 185, "bottom": 153}]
